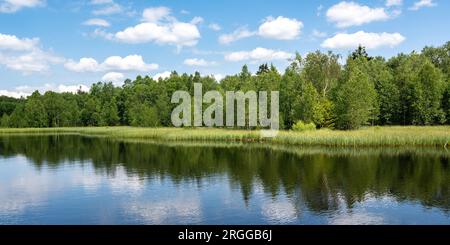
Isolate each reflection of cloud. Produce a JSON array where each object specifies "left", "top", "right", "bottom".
[
  {"left": 125, "top": 195, "right": 202, "bottom": 224},
  {"left": 69, "top": 167, "right": 103, "bottom": 193},
  {"left": 70, "top": 165, "right": 145, "bottom": 194},
  {"left": 0, "top": 157, "right": 52, "bottom": 218},
  {"left": 261, "top": 200, "right": 297, "bottom": 224},
  {"left": 109, "top": 166, "right": 145, "bottom": 194},
  {"left": 328, "top": 193, "right": 386, "bottom": 225},
  {"left": 329, "top": 212, "right": 384, "bottom": 225}
]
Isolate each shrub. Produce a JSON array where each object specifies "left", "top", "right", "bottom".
[{"left": 292, "top": 121, "right": 316, "bottom": 132}]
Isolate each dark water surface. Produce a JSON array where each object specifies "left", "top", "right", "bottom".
[{"left": 0, "top": 135, "right": 449, "bottom": 224}]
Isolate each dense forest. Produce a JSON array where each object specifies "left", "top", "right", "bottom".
[{"left": 1, "top": 41, "right": 449, "bottom": 130}]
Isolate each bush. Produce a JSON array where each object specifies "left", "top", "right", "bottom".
[{"left": 292, "top": 121, "right": 316, "bottom": 132}]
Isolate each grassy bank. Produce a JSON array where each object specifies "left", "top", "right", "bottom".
[{"left": 0, "top": 126, "right": 449, "bottom": 147}]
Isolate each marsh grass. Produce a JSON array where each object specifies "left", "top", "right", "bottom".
[{"left": 0, "top": 126, "right": 449, "bottom": 147}]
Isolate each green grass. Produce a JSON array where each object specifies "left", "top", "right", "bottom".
[{"left": 0, "top": 126, "right": 449, "bottom": 147}]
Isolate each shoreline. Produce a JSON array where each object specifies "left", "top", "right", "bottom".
[{"left": 0, "top": 126, "right": 449, "bottom": 148}]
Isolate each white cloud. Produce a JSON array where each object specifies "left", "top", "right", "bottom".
[
  {"left": 102, "top": 72, "right": 125, "bottom": 85},
  {"left": 326, "top": 1, "right": 390, "bottom": 28},
  {"left": 409, "top": 0, "right": 436, "bottom": 10},
  {"left": 91, "top": 0, "right": 122, "bottom": 16},
  {"left": 91, "top": 28, "right": 114, "bottom": 40},
  {"left": 0, "top": 33, "right": 38, "bottom": 51},
  {"left": 190, "top": 16, "right": 204, "bottom": 25},
  {"left": 0, "top": 90, "right": 30, "bottom": 98},
  {"left": 218, "top": 26, "right": 256, "bottom": 44},
  {"left": 0, "top": 33, "right": 63, "bottom": 73},
  {"left": 64, "top": 57, "right": 99, "bottom": 72},
  {"left": 219, "top": 16, "right": 303, "bottom": 44},
  {"left": 312, "top": 29, "right": 327, "bottom": 38},
  {"left": 0, "top": 50, "right": 62, "bottom": 73},
  {"left": 258, "top": 16, "right": 303, "bottom": 40},
  {"left": 212, "top": 74, "right": 224, "bottom": 81},
  {"left": 142, "top": 6, "right": 171, "bottom": 23},
  {"left": 103, "top": 55, "right": 158, "bottom": 71},
  {"left": 386, "top": 0, "right": 402, "bottom": 7},
  {"left": 225, "top": 47, "right": 293, "bottom": 62},
  {"left": 208, "top": 23, "right": 221, "bottom": 31},
  {"left": 83, "top": 18, "right": 110, "bottom": 27},
  {"left": 115, "top": 22, "right": 200, "bottom": 47},
  {"left": 57, "top": 84, "right": 90, "bottom": 93},
  {"left": 321, "top": 31, "right": 405, "bottom": 49},
  {"left": 153, "top": 71, "right": 171, "bottom": 80},
  {"left": 183, "top": 58, "right": 216, "bottom": 67},
  {"left": 0, "top": 0, "right": 43, "bottom": 13},
  {"left": 65, "top": 55, "right": 158, "bottom": 72},
  {"left": 90, "top": 0, "right": 113, "bottom": 5},
  {"left": 0, "top": 83, "right": 90, "bottom": 98},
  {"left": 114, "top": 7, "right": 201, "bottom": 48}
]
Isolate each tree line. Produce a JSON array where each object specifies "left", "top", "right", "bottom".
[{"left": 1, "top": 41, "right": 449, "bottom": 130}]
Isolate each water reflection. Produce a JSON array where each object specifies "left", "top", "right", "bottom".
[{"left": 0, "top": 135, "right": 449, "bottom": 224}]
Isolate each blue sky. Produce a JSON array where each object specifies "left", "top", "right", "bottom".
[{"left": 0, "top": 0, "right": 448, "bottom": 97}]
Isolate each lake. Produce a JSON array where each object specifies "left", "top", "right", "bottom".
[{"left": 0, "top": 135, "right": 449, "bottom": 224}]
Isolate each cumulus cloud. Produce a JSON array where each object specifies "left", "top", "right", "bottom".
[
  {"left": 101, "top": 72, "right": 125, "bottom": 85},
  {"left": 0, "top": 33, "right": 63, "bottom": 73},
  {"left": 190, "top": 16, "right": 204, "bottom": 25},
  {"left": 90, "top": 0, "right": 113, "bottom": 4},
  {"left": 83, "top": 18, "right": 110, "bottom": 27},
  {"left": 218, "top": 26, "right": 255, "bottom": 44},
  {"left": 64, "top": 57, "right": 99, "bottom": 72},
  {"left": 57, "top": 84, "right": 90, "bottom": 93},
  {"left": 64, "top": 55, "right": 158, "bottom": 72},
  {"left": 0, "top": 50, "right": 62, "bottom": 73},
  {"left": 113, "top": 7, "right": 201, "bottom": 49},
  {"left": 409, "top": 0, "right": 436, "bottom": 11},
  {"left": 219, "top": 16, "right": 302, "bottom": 44},
  {"left": 321, "top": 31, "right": 405, "bottom": 49},
  {"left": 91, "top": 0, "right": 123, "bottom": 16},
  {"left": 311, "top": 29, "right": 327, "bottom": 38},
  {"left": 142, "top": 6, "right": 171, "bottom": 22},
  {"left": 0, "top": 83, "right": 90, "bottom": 98},
  {"left": 208, "top": 23, "right": 221, "bottom": 31},
  {"left": 152, "top": 71, "right": 172, "bottom": 80},
  {"left": 115, "top": 22, "right": 200, "bottom": 48},
  {"left": 0, "top": 90, "right": 30, "bottom": 98},
  {"left": 258, "top": 16, "right": 303, "bottom": 40},
  {"left": 0, "top": 33, "right": 38, "bottom": 51},
  {"left": 386, "top": 0, "right": 402, "bottom": 7},
  {"left": 0, "top": 0, "right": 44, "bottom": 13},
  {"left": 326, "top": 1, "right": 391, "bottom": 28},
  {"left": 183, "top": 58, "right": 216, "bottom": 67},
  {"left": 102, "top": 55, "right": 158, "bottom": 71},
  {"left": 225, "top": 47, "right": 293, "bottom": 62},
  {"left": 212, "top": 74, "right": 224, "bottom": 81}
]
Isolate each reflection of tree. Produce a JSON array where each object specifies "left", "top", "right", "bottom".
[{"left": 0, "top": 135, "right": 449, "bottom": 213}]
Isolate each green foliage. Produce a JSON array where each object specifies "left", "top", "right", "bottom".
[
  {"left": 0, "top": 114, "right": 10, "bottom": 128},
  {"left": 292, "top": 121, "right": 316, "bottom": 132},
  {"left": 334, "top": 58, "right": 378, "bottom": 130},
  {"left": 1, "top": 41, "right": 450, "bottom": 130},
  {"left": 302, "top": 50, "right": 341, "bottom": 97},
  {"left": 24, "top": 91, "right": 47, "bottom": 127},
  {"left": 0, "top": 96, "right": 21, "bottom": 116},
  {"left": 129, "top": 103, "right": 159, "bottom": 127}
]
